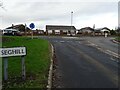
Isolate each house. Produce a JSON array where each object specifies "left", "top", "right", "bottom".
[
  {"left": 33, "top": 29, "right": 44, "bottom": 35},
  {"left": 77, "top": 27, "right": 94, "bottom": 36},
  {"left": 76, "top": 29, "right": 82, "bottom": 34},
  {"left": 94, "top": 27, "right": 111, "bottom": 36},
  {"left": 6, "top": 24, "right": 31, "bottom": 32},
  {"left": 6, "top": 24, "right": 45, "bottom": 36},
  {"left": 6, "top": 24, "right": 31, "bottom": 36},
  {"left": 1, "top": 29, "right": 21, "bottom": 36},
  {"left": 46, "top": 25, "right": 76, "bottom": 36}
]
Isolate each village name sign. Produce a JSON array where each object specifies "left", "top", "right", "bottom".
[
  {"left": 0, "top": 47, "right": 27, "bottom": 81},
  {"left": 0, "top": 47, "right": 26, "bottom": 57}
]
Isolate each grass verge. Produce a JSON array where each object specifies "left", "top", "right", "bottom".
[
  {"left": 115, "top": 36, "right": 120, "bottom": 42},
  {"left": 2, "top": 36, "right": 51, "bottom": 89}
]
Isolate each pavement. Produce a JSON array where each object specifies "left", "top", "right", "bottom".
[{"left": 40, "top": 36, "right": 119, "bottom": 88}]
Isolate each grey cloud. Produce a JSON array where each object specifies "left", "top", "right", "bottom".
[{"left": 2, "top": 1, "right": 118, "bottom": 29}]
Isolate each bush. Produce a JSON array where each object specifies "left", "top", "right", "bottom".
[{"left": 110, "top": 30, "right": 117, "bottom": 35}]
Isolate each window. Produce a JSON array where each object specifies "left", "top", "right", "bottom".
[
  {"left": 48, "top": 30, "right": 52, "bottom": 34},
  {"left": 55, "top": 30, "right": 60, "bottom": 34}
]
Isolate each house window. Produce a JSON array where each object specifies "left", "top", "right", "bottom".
[
  {"left": 55, "top": 30, "right": 60, "bottom": 34},
  {"left": 38, "top": 31, "right": 41, "bottom": 34},
  {"left": 63, "top": 30, "right": 67, "bottom": 34},
  {"left": 48, "top": 30, "right": 52, "bottom": 34}
]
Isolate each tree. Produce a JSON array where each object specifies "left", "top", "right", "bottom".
[{"left": 110, "top": 29, "right": 116, "bottom": 35}]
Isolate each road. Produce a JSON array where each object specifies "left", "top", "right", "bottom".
[
  {"left": 40, "top": 36, "right": 119, "bottom": 88},
  {"left": 85, "top": 36, "right": 118, "bottom": 54}
]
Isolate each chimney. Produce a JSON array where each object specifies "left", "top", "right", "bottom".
[{"left": 12, "top": 24, "right": 14, "bottom": 27}]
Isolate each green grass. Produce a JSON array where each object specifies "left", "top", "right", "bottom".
[
  {"left": 115, "top": 36, "right": 120, "bottom": 42},
  {"left": 2, "top": 36, "right": 51, "bottom": 89}
]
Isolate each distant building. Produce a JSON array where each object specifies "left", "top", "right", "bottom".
[
  {"left": 33, "top": 29, "right": 44, "bottom": 35},
  {"left": 1, "top": 29, "right": 21, "bottom": 36},
  {"left": 6, "top": 24, "right": 45, "bottom": 36},
  {"left": 6, "top": 24, "right": 31, "bottom": 32},
  {"left": 94, "top": 27, "right": 111, "bottom": 36},
  {"left": 77, "top": 27, "right": 94, "bottom": 36},
  {"left": 46, "top": 25, "right": 76, "bottom": 36}
]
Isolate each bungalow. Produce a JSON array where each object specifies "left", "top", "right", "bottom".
[
  {"left": 33, "top": 29, "right": 44, "bottom": 35},
  {"left": 94, "top": 27, "right": 111, "bottom": 36},
  {"left": 46, "top": 25, "right": 76, "bottom": 36},
  {"left": 77, "top": 27, "right": 94, "bottom": 36}
]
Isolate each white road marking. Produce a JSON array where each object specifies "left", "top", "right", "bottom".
[
  {"left": 60, "top": 41, "right": 65, "bottom": 43},
  {"left": 54, "top": 41, "right": 58, "bottom": 42},
  {"left": 62, "top": 37, "right": 79, "bottom": 39},
  {"left": 87, "top": 41, "right": 120, "bottom": 60},
  {"left": 110, "top": 57, "right": 116, "bottom": 61}
]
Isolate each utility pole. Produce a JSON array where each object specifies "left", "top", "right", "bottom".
[
  {"left": 71, "top": 11, "right": 73, "bottom": 36},
  {"left": 93, "top": 24, "right": 95, "bottom": 36},
  {"left": 71, "top": 11, "right": 73, "bottom": 26}
]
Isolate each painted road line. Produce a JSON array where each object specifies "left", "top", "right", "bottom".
[
  {"left": 87, "top": 41, "right": 120, "bottom": 60},
  {"left": 106, "top": 50, "right": 118, "bottom": 56},
  {"left": 110, "top": 57, "right": 119, "bottom": 62},
  {"left": 62, "top": 37, "right": 79, "bottom": 39},
  {"left": 60, "top": 41, "right": 65, "bottom": 43}
]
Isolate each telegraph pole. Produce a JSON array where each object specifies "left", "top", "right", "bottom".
[
  {"left": 71, "top": 11, "right": 73, "bottom": 26},
  {"left": 71, "top": 11, "right": 73, "bottom": 36},
  {"left": 93, "top": 24, "right": 95, "bottom": 36}
]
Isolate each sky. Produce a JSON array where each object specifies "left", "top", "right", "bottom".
[{"left": 0, "top": 0, "right": 119, "bottom": 30}]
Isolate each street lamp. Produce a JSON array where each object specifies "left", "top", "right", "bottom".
[
  {"left": 70, "top": 11, "right": 73, "bottom": 36},
  {"left": 71, "top": 11, "right": 73, "bottom": 26}
]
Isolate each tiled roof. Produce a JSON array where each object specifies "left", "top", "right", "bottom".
[
  {"left": 46, "top": 25, "right": 76, "bottom": 30},
  {"left": 80, "top": 27, "right": 94, "bottom": 31}
]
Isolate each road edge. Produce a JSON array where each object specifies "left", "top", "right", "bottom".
[
  {"left": 112, "top": 39, "right": 120, "bottom": 44},
  {"left": 47, "top": 43, "right": 54, "bottom": 90}
]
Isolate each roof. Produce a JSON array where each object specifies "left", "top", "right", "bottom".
[
  {"left": 6, "top": 24, "right": 31, "bottom": 32},
  {"left": 3, "top": 29, "right": 18, "bottom": 31},
  {"left": 95, "top": 27, "right": 110, "bottom": 31},
  {"left": 94, "top": 30, "right": 101, "bottom": 33},
  {"left": 46, "top": 25, "right": 76, "bottom": 30},
  {"left": 80, "top": 27, "right": 94, "bottom": 31}
]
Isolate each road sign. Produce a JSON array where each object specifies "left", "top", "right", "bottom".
[
  {"left": 29, "top": 23, "right": 35, "bottom": 29},
  {"left": 0, "top": 47, "right": 26, "bottom": 57},
  {"left": 29, "top": 23, "right": 35, "bottom": 39},
  {"left": 1, "top": 47, "right": 26, "bottom": 80}
]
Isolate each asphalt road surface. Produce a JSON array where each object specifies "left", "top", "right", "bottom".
[
  {"left": 85, "top": 36, "right": 118, "bottom": 54},
  {"left": 40, "top": 36, "right": 119, "bottom": 88}
]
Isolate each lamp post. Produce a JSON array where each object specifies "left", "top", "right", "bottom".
[
  {"left": 93, "top": 24, "right": 95, "bottom": 36},
  {"left": 71, "top": 11, "right": 73, "bottom": 36},
  {"left": 71, "top": 11, "right": 73, "bottom": 26}
]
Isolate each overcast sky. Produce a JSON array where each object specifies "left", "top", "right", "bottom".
[{"left": 0, "top": 0, "right": 119, "bottom": 30}]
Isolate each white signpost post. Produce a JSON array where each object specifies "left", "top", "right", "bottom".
[
  {"left": 0, "top": 47, "right": 26, "bottom": 80},
  {"left": 29, "top": 23, "right": 35, "bottom": 39}
]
